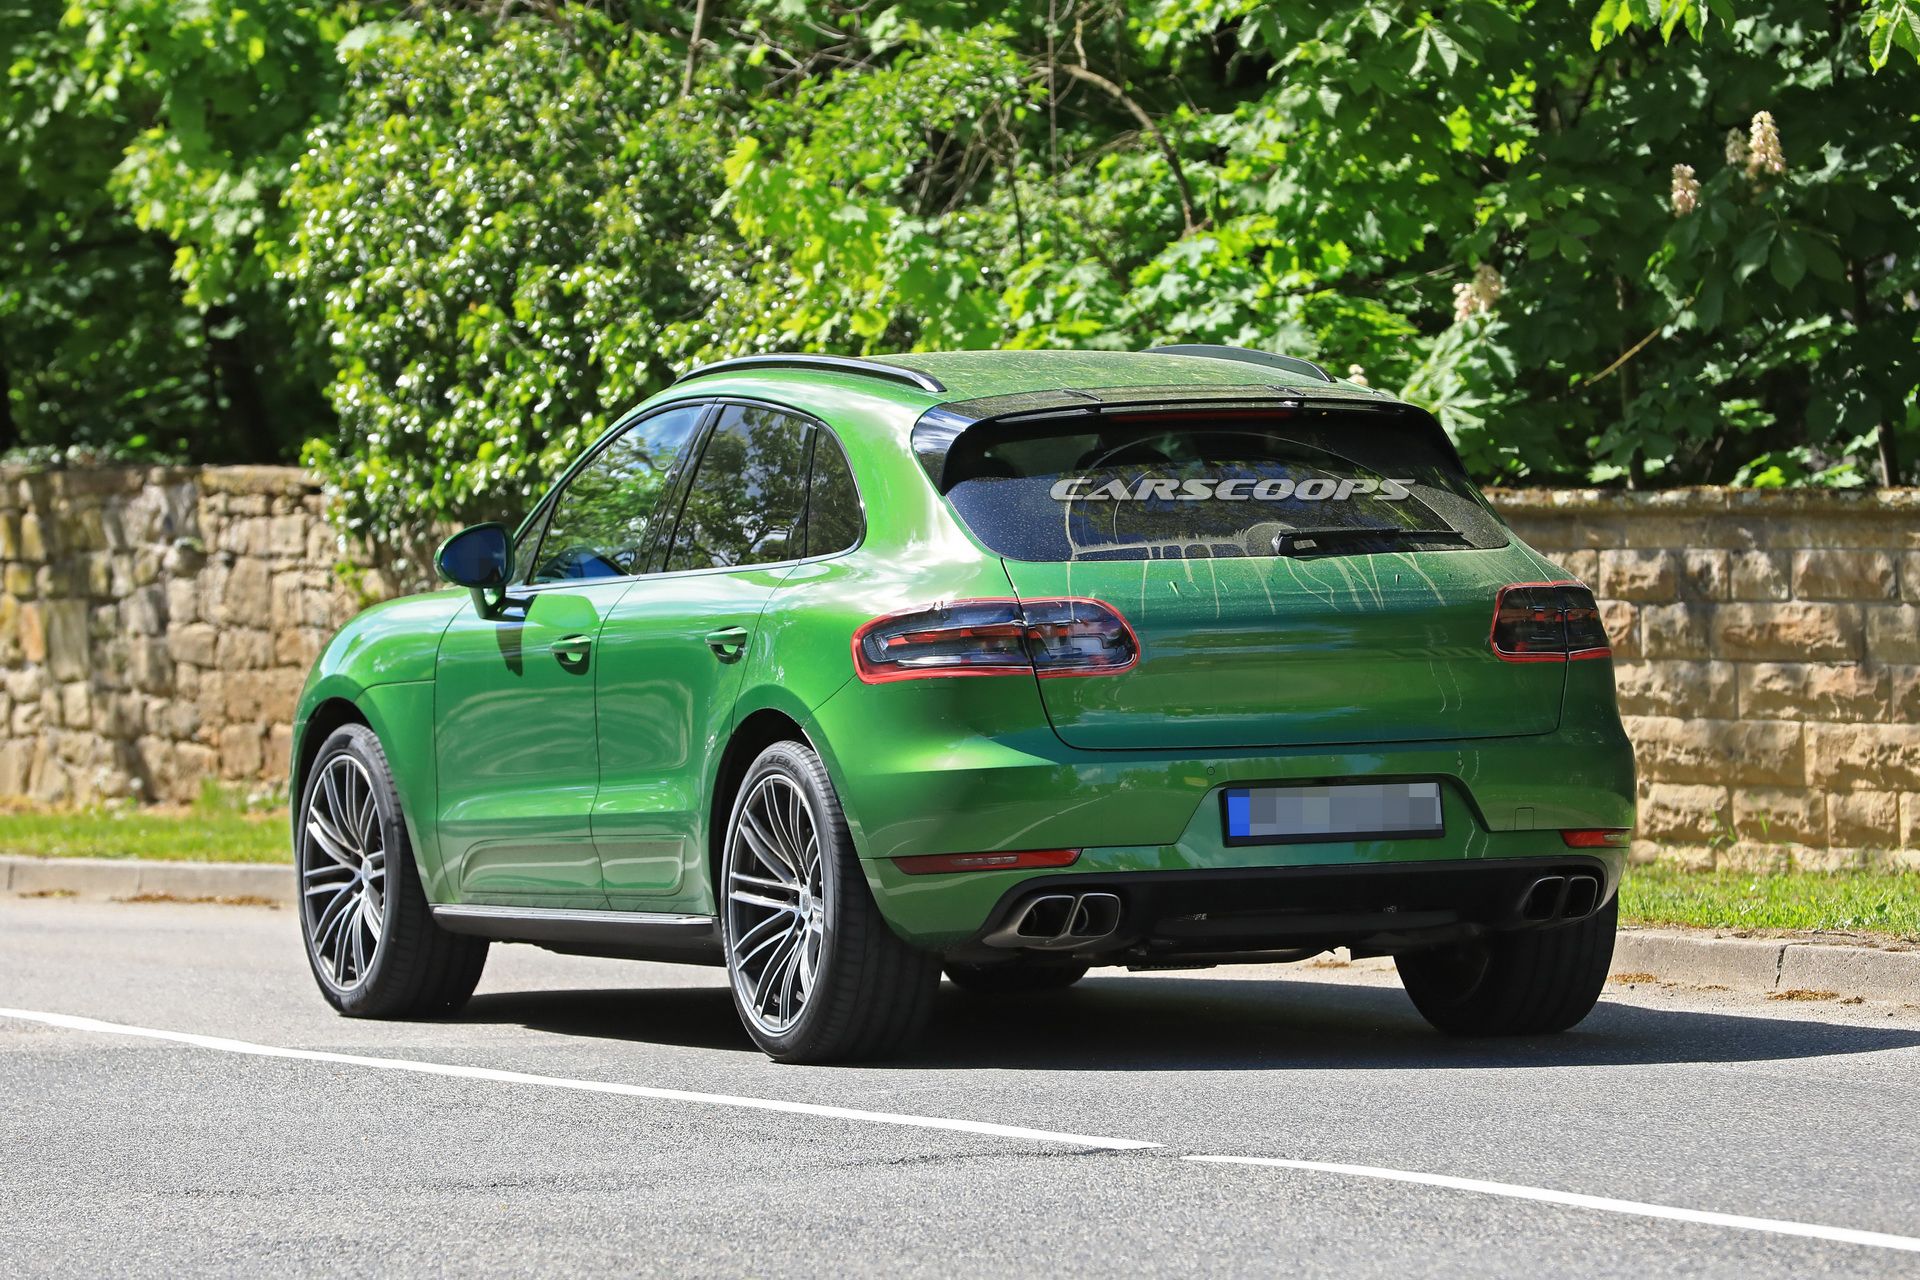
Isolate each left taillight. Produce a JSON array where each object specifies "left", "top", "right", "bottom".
[
  {"left": 1490, "top": 581, "right": 1612, "bottom": 663},
  {"left": 852, "top": 597, "right": 1138, "bottom": 684}
]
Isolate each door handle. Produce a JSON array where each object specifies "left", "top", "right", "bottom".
[
  {"left": 705, "top": 627, "right": 750, "bottom": 663},
  {"left": 551, "top": 634, "right": 594, "bottom": 661}
]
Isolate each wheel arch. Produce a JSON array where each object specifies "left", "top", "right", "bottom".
[{"left": 706, "top": 707, "right": 815, "bottom": 910}]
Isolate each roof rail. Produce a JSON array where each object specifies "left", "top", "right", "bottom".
[
  {"left": 673, "top": 354, "right": 946, "bottom": 395},
  {"left": 1145, "top": 344, "right": 1336, "bottom": 384}
]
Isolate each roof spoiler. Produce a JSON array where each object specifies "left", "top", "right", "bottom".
[{"left": 1145, "top": 344, "right": 1337, "bottom": 384}]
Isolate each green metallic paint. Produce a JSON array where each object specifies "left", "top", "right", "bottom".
[{"left": 293, "top": 351, "right": 1637, "bottom": 953}]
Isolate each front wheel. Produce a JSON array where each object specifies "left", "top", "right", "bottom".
[
  {"left": 298, "top": 724, "right": 489, "bottom": 1018},
  {"left": 720, "top": 741, "right": 939, "bottom": 1063},
  {"left": 1396, "top": 894, "right": 1617, "bottom": 1036}
]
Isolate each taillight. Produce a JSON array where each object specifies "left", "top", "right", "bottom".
[
  {"left": 892, "top": 849, "right": 1081, "bottom": 875},
  {"left": 1562, "top": 829, "right": 1631, "bottom": 848},
  {"left": 852, "top": 598, "right": 1138, "bottom": 683},
  {"left": 1490, "top": 581, "right": 1611, "bottom": 663}
]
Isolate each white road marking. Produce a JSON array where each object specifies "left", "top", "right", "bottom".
[
  {"left": 1186, "top": 1155, "right": 1920, "bottom": 1255},
  {"left": 0, "top": 1007, "right": 1155, "bottom": 1152},
  {"left": 10, "top": 1005, "right": 1917, "bottom": 1257}
]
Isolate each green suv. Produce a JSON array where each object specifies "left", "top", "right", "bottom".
[{"left": 291, "top": 347, "right": 1636, "bottom": 1062}]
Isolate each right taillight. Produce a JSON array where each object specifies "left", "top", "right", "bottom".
[
  {"left": 1490, "top": 581, "right": 1611, "bottom": 663},
  {"left": 852, "top": 597, "right": 1138, "bottom": 683}
]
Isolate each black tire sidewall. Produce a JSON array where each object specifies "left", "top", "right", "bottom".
[
  {"left": 719, "top": 742, "right": 846, "bottom": 1056},
  {"left": 298, "top": 725, "right": 408, "bottom": 1015}
]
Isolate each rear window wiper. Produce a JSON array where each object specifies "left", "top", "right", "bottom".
[{"left": 1270, "top": 526, "right": 1468, "bottom": 556}]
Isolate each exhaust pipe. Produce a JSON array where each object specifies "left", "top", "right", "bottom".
[
  {"left": 985, "top": 891, "right": 1123, "bottom": 950},
  {"left": 1518, "top": 873, "right": 1604, "bottom": 925}
]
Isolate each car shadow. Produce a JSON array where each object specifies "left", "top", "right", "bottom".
[{"left": 458, "top": 971, "right": 1920, "bottom": 1071}]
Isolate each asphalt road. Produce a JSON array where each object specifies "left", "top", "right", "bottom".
[{"left": 3, "top": 897, "right": 1918, "bottom": 1278}]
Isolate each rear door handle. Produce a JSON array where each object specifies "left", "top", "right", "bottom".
[
  {"left": 705, "top": 627, "right": 750, "bottom": 663},
  {"left": 551, "top": 634, "right": 594, "bottom": 661}
]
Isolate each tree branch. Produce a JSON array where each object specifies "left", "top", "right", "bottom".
[
  {"left": 1053, "top": 61, "right": 1198, "bottom": 233},
  {"left": 683, "top": 0, "right": 710, "bottom": 97}
]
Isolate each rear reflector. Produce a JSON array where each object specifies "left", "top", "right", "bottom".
[
  {"left": 853, "top": 598, "right": 1138, "bottom": 683},
  {"left": 1491, "top": 581, "right": 1612, "bottom": 663},
  {"left": 892, "top": 849, "right": 1082, "bottom": 876},
  {"left": 1561, "top": 829, "right": 1631, "bottom": 848}
]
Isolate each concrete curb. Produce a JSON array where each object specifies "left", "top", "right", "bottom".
[
  {"left": 1612, "top": 928, "right": 1920, "bottom": 1007},
  {"left": 1, "top": 855, "right": 292, "bottom": 906}
]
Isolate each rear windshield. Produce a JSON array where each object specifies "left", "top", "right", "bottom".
[{"left": 940, "top": 410, "right": 1508, "bottom": 562}]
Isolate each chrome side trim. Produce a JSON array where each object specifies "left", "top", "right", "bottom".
[{"left": 432, "top": 905, "right": 713, "bottom": 928}]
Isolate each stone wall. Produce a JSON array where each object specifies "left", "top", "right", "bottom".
[
  {"left": 1498, "top": 488, "right": 1920, "bottom": 871},
  {"left": 1, "top": 469, "right": 1915, "bottom": 868},
  {"left": 0, "top": 466, "right": 367, "bottom": 805}
]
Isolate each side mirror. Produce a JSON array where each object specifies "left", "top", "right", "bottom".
[{"left": 436, "top": 523, "right": 511, "bottom": 614}]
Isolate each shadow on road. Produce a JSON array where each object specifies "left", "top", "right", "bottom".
[{"left": 460, "top": 972, "right": 1920, "bottom": 1071}]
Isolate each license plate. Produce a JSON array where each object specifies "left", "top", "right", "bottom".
[{"left": 1223, "top": 781, "right": 1444, "bottom": 845}]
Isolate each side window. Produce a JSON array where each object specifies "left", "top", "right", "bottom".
[
  {"left": 529, "top": 404, "right": 705, "bottom": 584},
  {"left": 800, "top": 429, "right": 863, "bottom": 557},
  {"left": 667, "top": 404, "right": 811, "bottom": 571}
]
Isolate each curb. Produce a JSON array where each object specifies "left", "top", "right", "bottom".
[
  {"left": 1612, "top": 928, "right": 1920, "bottom": 1007},
  {"left": 1, "top": 855, "right": 293, "bottom": 906}
]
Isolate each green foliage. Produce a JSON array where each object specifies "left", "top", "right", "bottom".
[
  {"left": 4, "top": 0, "right": 1918, "bottom": 555},
  {"left": 282, "top": 10, "right": 723, "bottom": 558}
]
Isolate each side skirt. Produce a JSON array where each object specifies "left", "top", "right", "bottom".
[{"left": 431, "top": 905, "right": 724, "bottom": 966}]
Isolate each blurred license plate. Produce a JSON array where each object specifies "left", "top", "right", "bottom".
[{"left": 1223, "top": 782, "right": 1444, "bottom": 845}]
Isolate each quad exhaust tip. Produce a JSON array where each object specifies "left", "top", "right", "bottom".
[
  {"left": 985, "top": 891, "right": 1123, "bottom": 950},
  {"left": 1520, "top": 873, "right": 1603, "bottom": 924}
]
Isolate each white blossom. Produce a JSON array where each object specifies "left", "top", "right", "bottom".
[
  {"left": 1453, "top": 263, "right": 1504, "bottom": 323},
  {"left": 1671, "top": 163, "right": 1700, "bottom": 216},
  {"left": 1747, "top": 110, "right": 1785, "bottom": 177}
]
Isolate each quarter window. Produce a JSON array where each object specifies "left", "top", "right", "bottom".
[
  {"left": 799, "top": 430, "right": 863, "bottom": 557},
  {"left": 529, "top": 404, "right": 705, "bottom": 584},
  {"left": 668, "top": 404, "right": 812, "bottom": 571}
]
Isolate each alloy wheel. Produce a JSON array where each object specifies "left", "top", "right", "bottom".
[
  {"left": 300, "top": 754, "right": 388, "bottom": 990},
  {"left": 724, "top": 773, "right": 827, "bottom": 1035}
]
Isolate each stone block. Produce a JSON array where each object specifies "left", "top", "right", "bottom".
[
  {"left": 1828, "top": 791, "right": 1899, "bottom": 849},
  {"left": 220, "top": 557, "right": 271, "bottom": 624},
  {"left": 126, "top": 638, "right": 174, "bottom": 694},
  {"left": 1733, "top": 788, "right": 1824, "bottom": 844},
  {"left": 58, "top": 681, "right": 90, "bottom": 728},
  {"left": 1865, "top": 606, "right": 1920, "bottom": 664},
  {"left": 1624, "top": 715, "right": 1806, "bottom": 787},
  {"left": 218, "top": 724, "right": 265, "bottom": 777},
  {"left": 1894, "top": 667, "right": 1920, "bottom": 724},
  {"left": 122, "top": 584, "right": 166, "bottom": 636},
  {"left": 5, "top": 563, "right": 34, "bottom": 597},
  {"left": 1792, "top": 550, "right": 1897, "bottom": 600},
  {"left": 1805, "top": 723, "right": 1920, "bottom": 791},
  {"left": 18, "top": 601, "right": 45, "bottom": 664},
  {"left": 1612, "top": 660, "right": 1736, "bottom": 719},
  {"left": 1600, "top": 601, "right": 1639, "bottom": 658},
  {"left": 1600, "top": 549, "right": 1679, "bottom": 601},
  {"left": 215, "top": 628, "right": 273, "bottom": 671},
  {"left": 1715, "top": 841, "right": 1796, "bottom": 874},
  {"left": 44, "top": 599, "right": 89, "bottom": 681},
  {"left": 1712, "top": 602, "right": 1861, "bottom": 661},
  {"left": 1903, "top": 552, "right": 1920, "bottom": 605},
  {"left": 17, "top": 512, "right": 48, "bottom": 561},
  {"left": 1730, "top": 551, "right": 1791, "bottom": 601},
  {"left": 269, "top": 515, "right": 310, "bottom": 558},
  {"left": 1551, "top": 549, "right": 1599, "bottom": 586},
  {"left": 1639, "top": 602, "right": 1711, "bottom": 659},
  {"left": 1678, "top": 549, "right": 1730, "bottom": 600},
  {"left": 1737, "top": 663, "right": 1890, "bottom": 723},
  {"left": 165, "top": 622, "right": 219, "bottom": 668},
  {"left": 1637, "top": 782, "right": 1730, "bottom": 843}
]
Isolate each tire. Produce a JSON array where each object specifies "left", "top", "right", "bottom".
[
  {"left": 719, "top": 740, "right": 939, "bottom": 1063},
  {"left": 1396, "top": 894, "right": 1617, "bottom": 1036},
  {"left": 297, "top": 724, "right": 489, "bottom": 1019},
  {"left": 944, "top": 960, "right": 1090, "bottom": 995}
]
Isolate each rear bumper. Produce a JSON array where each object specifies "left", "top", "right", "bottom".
[{"left": 941, "top": 855, "right": 1623, "bottom": 965}]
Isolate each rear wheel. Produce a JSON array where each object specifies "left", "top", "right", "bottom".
[
  {"left": 720, "top": 741, "right": 939, "bottom": 1063},
  {"left": 298, "top": 724, "right": 489, "bottom": 1018},
  {"left": 1396, "top": 894, "right": 1617, "bottom": 1036},
  {"left": 944, "top": 960, "right": 1090, "bottom": 995}
]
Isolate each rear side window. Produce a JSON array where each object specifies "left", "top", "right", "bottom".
[
  {"left": 940, "top": 410, "right": 1508, "bottom": 562},
  {"left": 798, "top": 430, "right": 863, "bottom": 557},
  {"left": 668, "top": 404, "right": 811, "bottom": 571}
]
